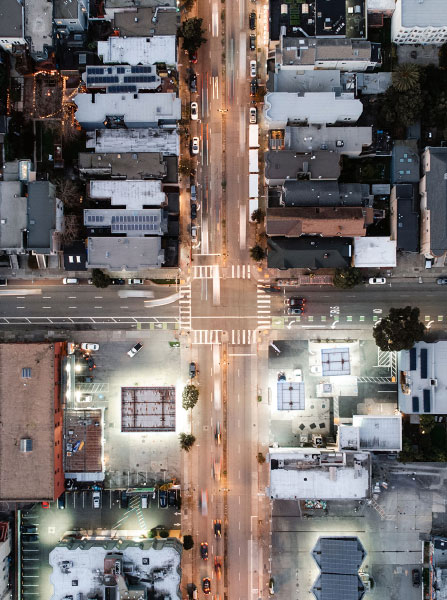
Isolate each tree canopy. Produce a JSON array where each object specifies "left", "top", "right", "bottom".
[
  {"left": 183, "top": 534, "right": 194, "bottom": 550},
  {"left": 91, "top": 268, "right": 111, "bottom": 288},
  {"left": 333, "top": 267, "right": 363, "bottom": 289},
  {"left": 180, "top": 18, "right": 207, "bottom": 57},
  {"left": 182, "top": 384, "right": 199, "bottom": 410},
  {"left": 179, "top": 432, "right": 196, "bottom": 451},
  {"left": 250, "top": 245, "right": 266, "bottom": 262},
  {"left": 373, "top": 306, "right": 425, "bottom": 351}
]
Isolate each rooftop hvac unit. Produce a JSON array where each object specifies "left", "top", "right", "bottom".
[{"left": 20, "top": 438, "right": 33, "bottom": 452}]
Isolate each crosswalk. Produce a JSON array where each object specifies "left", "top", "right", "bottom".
[
  {"left": 192, "top": 264, "right": 252, "bottom": 279},
  {"left": 192, "top": 329, "right": 223, "bottom": 345},
  {"left": 230, "top": 264, "right": 251, "bottom": 279},
  {"left": 257, "top": 283, "right": 271, "bottom": 329},
  {"left": 179, "top": 283, "right": 192, "bottom": 330},
  {"left": 193, "top": 265, "right": 217, "bottom": 279},
  {"left": 230, "top": 329, "right": 257, "bottom": 345}
]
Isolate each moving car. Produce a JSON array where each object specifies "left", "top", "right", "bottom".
[
  {"left": 202, "top": 577, "right": 211, "bottom": 595},
  {"left": 159, "top": 490, "right": 168, "bottom": 508},
  {"left": 62, "top": 278, "right": 79, "bottom": 285},
  {"left": 191, "top": 101, "right": 198, "bottom": 120},
  {"left": 437, "top": 278, "right": 447, "bottom": 285},
  {"left": 213, "top": 519, "right": 222, "bottom": 537},
  {"left": 81, "top": 343, "right": 99, "bottom": 351},
  {"left": 213, "top": 458, "right": 222, "bottom": 481},
  {"left": 249, "top": 107, "right": 257, "bottom": 124},
  {"left": 191, "top": 203, "right": 197, "bottom": 220},
  {"left": 250, "top": 79, "right": 257, "bottom": 96},
  {"left": 412, "top": 569, "right": 420, "bottom": 587},
  {"left": 128, "top": 278, "right": 144, "bottom": 285},
  {"left": 214, "top": 556, "right": 222, "bottom": 580},
  {"left": 189, "top": 362, "right": 197, "bottom": 378},
  {"left": 288, "top": 297, "right": 306, "bottom": 307},
  {"left": 369, "top": 277, "right": 386, "bottom": 284},
  {"left": 191, "top": 136, "right": 200, "bottom": 155},
  {"left": 262, "top": 284, "right": 281, "bottom": 293},
  {"left": 85, "top": 356, "right": 96, "bottom": 370},
  {"left": 93, "top": 491, "right": 101, "bottom": 509},
  {"left": 215, "top": 422, "right": 221, "bottom": 445},
  {"left": 200, "top": 542, "right": 209, "bottom": 560},
  {"left": 288, "top": 306, "right": 305, "bottom": 315},
  {"left": 42, "top": 501, "right": 50, "bottom": 509},
  {"left": 250, "top": 60, "right": 257, "bottom": 77},
  {"left": 249, "top": 34, "right": 256, "bottom": 51},
  {"left": 127, "top": 342, "right": 143, "bottom": 358},
  {"left": 249, "top": 12, "right": 256, "bottom": 29}
]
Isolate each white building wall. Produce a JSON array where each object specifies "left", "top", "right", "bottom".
[{"left": 392, "top": 0, "right": 447, "bottom": 45}]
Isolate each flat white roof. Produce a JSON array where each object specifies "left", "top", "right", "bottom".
[
  {"left": 264, "top": 92, "right": 363, "bottom": 127},
  {"left": 97, "top": 36, "right": 177, "bottom": 65},
  {"left": 338, "top": 416, "right": 402, "bottom": 451},
  {"left": 401, "top": 0, "right": 447, "bottom": 27},
  {"left": 354, "top": 236, "right": 396, "bottom": 267},
  {"left": 87, "top": 236, "right": 164, "bottom": 270},
  {"left": 89, "top": 180, "right": 165, "bottom": 209},
  {"left": 285, "top": 125, "right": 372, "bottom": 156},
  {"left": 86, "top": 128, "right": 179, "bottom": 155},
  {"left": 74, "top": 92, "right": 181, "bottom": 127}
]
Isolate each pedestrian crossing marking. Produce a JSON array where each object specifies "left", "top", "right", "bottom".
[{"left": 192, "top": 330, "right": 223, "bottom": 345}]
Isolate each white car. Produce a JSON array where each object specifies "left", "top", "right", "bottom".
[
  {"left": 81, "top": 343, "right": 99, "bottom": 351},
  {"left": 249, "top": 107, "right": 257, "bottom": 124},
  {"left": 369, "top": 277, "right": 386, "bottom": 285},
  {"left": 92, "top": 491, "right": 101, "bottom": 509},
  {"left": 127, "top": 342, "right": 143, "bottom": 358},
  {"left": 250, "top": 60, "right": 257, "bottom": 77},
  {"left": 191, "top": 136, "right": 200, "bottom": 155},
  {"left": 128, "top": 278, "right": 144, "bottom": 285},
  {"left": 191, "top": 101, "right": 198, "bottom": 120},
  {"left": 191, "top": 226, "right": 198, "bottom": 241}
]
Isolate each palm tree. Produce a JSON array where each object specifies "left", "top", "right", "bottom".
[
  {"left": 179, "top": 432, "right": 196, "bottom": 452},
  {"left": 392, "top": 63, "right": 420, "bottom": 93}
]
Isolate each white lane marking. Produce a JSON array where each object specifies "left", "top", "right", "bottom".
[
  {"left": 94, "top": 296, "right": 103, "bottom": 299},
  {"left": 237, "top": 419, "right": 240, "bottom": 428},
  {"left": 42, "top": 306, "right": 51, "bottom": 309},
  {"left": 68, "top": 306, "right": 77, "bottom": 309},
  {"left": 238, "top": 470, "right": 241, "bottom": 479},
  {"left": 94, "top": 306, "right": 102, "bottom": 309},
  {"left": 120, "top": 306, "right": 128, "bottom": 309},
  {"left": 68, "top": 296, "right": 76, "bottom": 299},
  {"left": 43, "top": 296, "right": 51, "bottom": 299},
  {"left": 238, "top": 496, "right": 241, "bottom": 505},
  {"left": 16, "top": 306, "right": 25, "bottom": 309},
  {"left": 16, "top": 296, "right": 25, "bottom": 299}
]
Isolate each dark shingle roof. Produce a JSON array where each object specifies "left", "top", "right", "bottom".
[
  {"left": 267, "top": 236, "right": 352, "bottom": 269},
  {"left": 395, "top": 184, "right": 419, "bottom": 252},
  {"left": 425, "top": 147, "right": 447, "bottom": 256},
  {"left": 282, "top": 181, "right": 370, "bottom": 207}
]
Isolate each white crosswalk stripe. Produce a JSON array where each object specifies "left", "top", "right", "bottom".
[
  {"left": 192, "top": 330, "right": 223, "bottom": 345},
  {"left": 257, "top": 282, "right": 271, "bottom": 329},
  {"left": 230, "top": 264, "right": 251, "bottom": 279},
  {"left": 230, "top": 330, "right": 257, "bottom": 345},
  {"left": 179, "top": 283, "right": 192, "bottom": 330},
  {"left": 193, "top": 265, "right": 216, "bottom": 279}
]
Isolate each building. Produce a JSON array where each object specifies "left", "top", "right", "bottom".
[
  {"left": 391, "top": 141, "right": 420, "bottom": 184},
  {"left": 311, "top": 537, "right": 367, "bottom": 600},
  {"left": 74, "top": 92, "right": 181, "bottom": 129},
  {"left": 367, "top": 0, "right": 396, "bottom": 27},
  {"left": 0, "top": 523, "right": 11, "bottom": 599},
  {"left": 264, "top": 150, "right": 341, "bottom": 184},
  {"left": 97, "top": 36, "right": 177, "bottom": 66},
  {"left": 83, "top": 65, "right": 161, "bottom": 92},
  {"left": 87, "top": 236, "right": 165, "bottom": 270},
  {"left": 264, "top": 92, "right": 363, "bottom": 128},
  {"left": 114, "top": 6, "right": 178, "bottom": 37},
  {"left": 267, "top": 236, "right": 353, "bottom": 270},
  {"left": 275, "top": 38, "right": 381, "bottom": 72},
  {"left": 86, "top": 128, "right": 179, "bottom": 155},
  {"left": 271, "top": 69, "right": 342, "bottom": 94},
  {"left": 353, "top": 236, "right": 397, "bottom": 267},
  {"left": 269, "top": 0, "right": 367, "bottom": 41},
  {"left": 266, "top": 207, "right": 372, "bottom": 237},
  {"left": 338, "top": 415, "right": 402, "bottom": 452},
  {"left": 390, "top": 184, "right": 419, "bottom": 253},
  {"left": 429, "top": 537, "right": 447, "bottom": 600},
  {"left": 27, "top": 182, "right": 63, "bottom": 267},
  {"left": 420, "top": 147, "right": 447, "bottom": 260},
  {"left": 281, "top": 181, "right": 372, "bottom": 208},
  {"left": 78, "top": 152, "right": 167, "bottom": 180},
  {"left": 0, "top": 343, "right": 65, "bottom": 502},
  {"left": 268, "top": 449, "right": 370, "bottom": 500},
  {"left": 84, "top": 208, "right": 168, "bottom": 237},
  {"left": 23, "top": 0, "right": 53, "bottom": 60},
  {"left": 49, "top": 538, "right": 183, "bottom": 600},
  {"left": 0, "top": 0, "right": 26, "bottom": 53},
  {"left": 0, "top": 180, "right": 27, "bottom": 254},
  {"left": 398, "top": 341, "right": 447, "bottom": 414},
  {"left": 392, "top": 0, "right": 447, "bottom": 45},
  {"left": 283, "top": 125, "right": 372, "bottom": 156},
  {"left": 54, "top": 0, "right": 88, "bottom": 32},
  {"left": 89, "top": 180, "right": 166, "bottom": 208},
  {"left": 102, "top": 0, "right": 177, "bottom": 21}
]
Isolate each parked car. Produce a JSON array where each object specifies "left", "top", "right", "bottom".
[
  {"left": 437, "top": 278, "right": 447, "bottom": 285},
  {"left": 412, "top": 569, "right": 420, "bottom": 587},
  {"left": 168, "top": 489, "right": 177, "bottom": 506},
  {"left": 62, "top": 278, "right": 79, "bottom": 285},
  {"left": 200, "top": 542, "right": 209, "bottom": 560},
  {"left": 191, "top": 226, "right": 198, "bottom": 241},
  {"left": 249, "top": 12, "right": 256, "bottom": 29},
  {"left": 189, "top": 362, "right": 197, "bottom": 378},
  {"left": 21, "top": 525, "right": 38, "bottom": 533},
  {"left": 0, "top": 279, "right": 7, "bottom": 286},
  {"left": 159, "top": 490, "right": 168, "bottom": 508},
  {"left": 249, "top": 34, "right": 256, "bottom": 51},
  {"left": 368, "top": 277, "right": 386, "bottom": 284},
  {"left": 250, "top": 79, "right": 257, "bottom": 96},
  {"left": 288, "top": 297, "right": 306, "bottom": 307},
  {"left": 81, "top": 343, "right": 99, "bottom": 351},
  {"left": 213, "top": 519, "right": 222, "bottom": 537},
  {"left": 191, "top": 101, "right": 198, "bottom": 120},
  {"left": 127, "top": 342, "right": 143, "bottom": 358},
  {"left": 111, "top": 278, "right": 125, "bottom": 285},
  {"left": 189, "top": 51, "right": 198, "bottom": 64},
  {"left": 57, "top": 493, "right": 65, "bottom": 509},
  {"left": 277, "top": 371, "right": 286, "bottom": 381},
  {"left": 190, "top": 184, "right": 197, "bottom": 201},
  {"left": 141, "top": 495, "right": 148, "bottom": 509},
  {"left": 287, "top": 306, "right": 305, "bottom": 315},
  {"left": 293, "top": 368, "right": 302, "bottom": 382},
  {"left": 191, "top": 203, "right": 197, "bottom": 220},
  {"left": 128, "top": 278, "right": 143, "bottom": 285},
  {"left": 249, "top": 107, "right": 257, "bottom": 124},
  {"left": 41, "top": 501, "right": 50, "bottom": 509},
  {"left": 191, "top": 136, "right": 200, "bottom": 155},
  {"left": 189, "top": 72, "right": 197, "bottom": 93},
  {"left": 92, "top": 491, "right": 101, "bottom": 509},
  {"left": 23, "top": 534, "right": 38, "bottom": 542},
  {"left": 202, "top": 577, "right": 211, "bottom": 595},
  {"left": 250, "top": 60, "right": 257, "bottom": 77},
  {"left": 120, "top": 491, "right": 129, "bottom": 509}
]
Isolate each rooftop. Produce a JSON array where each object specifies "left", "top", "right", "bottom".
[
  {"left": 83, "top": 64, "right": 161, "bottom": 92},
  {"left": 78, "top": 152, "right": 166, "bottom": 179},
  {"left": 114, "top": 7, "right": 179, "bottom": 37},
  {"left": 272, "top": 69, "right": 342, "bottom": 94},
  {"left": 27, "top": 182, "right": 58, "bottom": 253},
  {"left": 104, "top": 0, "right": 176, "bottom": 8},
  {"left": 400, "top": 0, "right": 447, "bottom": 27},
  {"left": 392, "top": 183, "right": 419, "bottom": 253},
  {"left": 0, "top": 343, "right": 58, "bottom": 501},
  {"left": 354, "top": 72, "right": 391, "bottom": 94},
  {"left": 268, "top": 449, "right": 370, "bottom": 500},
  {"left": 338, "top": 415, "right": 402, "bottom": 451},
  {"left": 265, "top": 92, "right": 363, "bottom": 128},
  {"left": 23, "top": 0, "right": 52, "bottom": 59},
  {"left": 264, "top": 150, "right": 341, "bottom": 183},
  {"left": 86, "top": 127, "right": 179, "bottom": 155},
  {"left": 87, "top": 236, "right": 165, "bottom": 270},
  {"left": 422, "top": 147, "right": 447, "bottom": 256},
  {"left": 284, "top": 125, "right": 372, "bottom": 156},
  {"left": 277, "top": 38, "right": 377, "bottom": 69},
  {"left": 84, "top": 208, "right": 167, "bottom": 236},
  {"left": 267, "top": 236, "right": 352, "bottom": 270},
  {"left": 121, "top": 386, "right": 176, "bottom": 431},
  {"left": 0, "top": 181, "right": 27, "bottom": 251},
  {"left": 64, "top": 410, "right": 103, "bottom": 474},
  {"left": 89, "top": 180, "right": 165, "bottom": 208},
  {"left": 353, "top": 236, "right": 397, "bottom": 267},
  {"left": 267, "top": 206, "right": 371, "bottom": 237},
  {"left": 282, "top": 181, "right": 371, "bottom": 207},
  {"left": 54, "top": 0, "right": 83, "bottom": 20},
  {"left": 74, "top": 92, "right": 181, "bottom": 129},
  {"left": 97, "top": 35, "right": 176, "bottom": 65},
  {"left": 392, "top": 140, "right": 420, "bottom": 184},
  {"left": 0, "top": 0, "right": 24, "bottom": 39}
]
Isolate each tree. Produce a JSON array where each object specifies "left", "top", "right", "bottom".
[
  {"left": 373, "top": 306, "right": 425, "bottom": 351},
  {"left": 333, "top": 267, "right": 363, "bottom": 289},
  {"left": 250, "top": 245, "right": 266, "bottom": 262},
  {"left": 179, "top": 432, "right": 196, "bottom": 451},
  {"left": 180, "top": 18, "right": 207, "bottom": 57},
  {"left": 251, "top": 208, "right": 265, "bottom": 223},
  {"left": 257, "top": 452, "right": 266, "bottom": 464},
  {"left": 392, "top": 63, "right": 420, "bottom": 93},
  {"left": 182, "top": 384, "right": 199, "bottom": 410},
  {"left": 54, "top": 178, "right": 81, "bottom": 209},
  {"left": 183, "top": 534, "right": 194, "bottom": 550},
  {"left": 419, "top": 415, "right": 436, "bottom": 435},
  {"left": 91, "top": 268, "right": 111, "bottom": 288},
  {"left": 179, "top": 157, "right": 194, "bottom": 176},
  {"left": 62, "top": 214, "right": 81, "bottom": 245},
  {"left": 381, "top": 85, "right": 423, "bottom": 129},
  {"left": 181, "top": 0, "right": 195, "bottom": 11},
  {"left": 159, "top": 529, "right": 169, "bottom": 538}
]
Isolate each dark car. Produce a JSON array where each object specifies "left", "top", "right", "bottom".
[
  {"left": 21, "top": 525, "right": 38, "bottom": 533},
  {"left": 57, "top": 493, "right": 65, "bottom": 509},
  {"left": 249, "top": 12, "right": 256, "bottom": 29},
  {"left": 250, "top": 79, "right": 257, "bottom": 97},
  {"left": 111, "top": 278, "right": 125, "bottom": 285},
  {"left": 159, "top": 490, "right": 168, "bottom": 508},
  {"left": 288, "top": 306, "right": 305, "bottom": 315},
  {"left": 437, "top": 278, "right": 447, "bottom": 285},
  {"left": 85, "top": 356, "right": 96, "bottom": 370},
  {"left": 288, "top": 297, "right": 306, "bottom": 307},
  {"left": 263, "top": 285, "right": 281, "bottom": 293},
  {"left": 191, "top": 203, "right": 197, "bottom": 220},
  {"left": 249, "top": 34, "right": 256, "bottom": 51},
  {"left": 200, "top": 542, "right": 209, "bottom": 560},
  {"left": 213, "top": 519, "right": 222, "bottom": 537},
  {"left": 120, "top": 491, "right": 129, "bottom": 509},
  {"left": 412, "top": 569, "right": 421, "bottom": 587},
  {"left": 202, "top": 577, "right": 211, "bottom": 595},
  {"left": 168, "top": 489, "right": 177, "bottom": 506},
  {"left": 23, "top": 534, "right": 38, "bottom": 542},
  {"left": 189, "top": 51, "right": 198, "bottom": 64},
  {"left": 189, "top": 362, "right": 197, "bottom": 378},
  {"left": 189, "top": 73, "right": 197, "bottom": 93}
]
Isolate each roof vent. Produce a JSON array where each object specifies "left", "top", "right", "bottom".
[{"left": 20, "top": 438, "right": 33, "bottom": 452}]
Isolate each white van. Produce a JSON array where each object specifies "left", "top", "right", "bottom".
[
  {"left": 141, "top": 495, "right": 148, "bottom": 509},
  {"left": 62, "top": 278, "right": 79, "bottom": 284}
]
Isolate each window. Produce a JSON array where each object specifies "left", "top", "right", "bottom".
[{"left": 22, "top": 368, "right": 31, "bottom": 378}]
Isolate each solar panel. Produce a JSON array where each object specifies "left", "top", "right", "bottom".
[
  {"left": 319, "top": 539, "right": 363, "bottom": 573},
  {"left": 117, "top": 66, "right": 125, "bottom": 74},
  {"left": 317, "top": 573, "right": 363, "bottom": 600},
  {"left": 131, "top": 65, "right": 152, "bottom": 73},
  {"left": 108, "top": 85, "right": 137, "bottom": 93}
]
